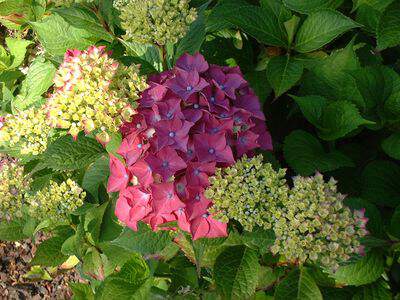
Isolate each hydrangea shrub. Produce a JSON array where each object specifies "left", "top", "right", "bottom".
[{"left": 0, "top": 0, "right": 399, "bottom": 298}]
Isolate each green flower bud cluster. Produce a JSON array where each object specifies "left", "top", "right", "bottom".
[
  {"left": 117, "top": 0, "right": 197, "bottom": 45},
  {"left": 206, "top": 157, "right": 368, "bottom": 270},
  {"left": 206, "top": 155, "right": 289, "bottom": 231},
  {"left": 113, "top": 0, "right": 130, "bottom": 9},
  {"left": 0, "top": 155, "right": 31, "bottom": 220},
  {"left": 271, "top": 174, "right": 368, "bottom": 270},
  {"left": 46, "top": 46, "right": 148, "bottom": 141},
  {"left": 26, "top": 179, "right": 86, "bottom": 224},
  {"left": 0, "top": 106, "right": 51, "bottom": 155}
]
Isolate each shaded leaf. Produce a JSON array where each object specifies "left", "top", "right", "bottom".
[
  {"left": 174, "top": 2, "right": 208, "bottom": 61},
  {"left": 54, "top": 5, "right": 113, "bottom": 42},
  {"left": 275, "top": 267, "right": 322, "bottom": 300},
  {"left": 266, "top": 55, "right": 303, "bottom": 97},
  {"left": 0, "top": 219, "right": 29, "bottom": 241},
  {"left": 284, "top": 130, "right": 354, "bottom": 176},
  {"left": 112, "top": 223, "right": 171, "bottom": 255},
  {"left": 97, "top": 254, "right": 152, "bottom": 300},
  {"left": 214, "top": 245, "right": 260, "bottom": 300},
  {"left": 31, "top": 236, "right": 69, "bottom": 267},
  {"left": 283, "top": 0, "right": 344, "bottom": 13},
  {"left": 82, "top": 155, "right": 109, "bottom": 199},
  {"left": 377, "top": 1, "right": 400, "bottom": 50},
  {"left": 382, "top": 132, "right": 400, "bottom": 160},
  {"left": 295, "top": 10, "right": 360, "bottom": 53},
  {"left": 361, "top": 160, "right": 400, "bottom": 207},
  {"left": 207, "top": 0, "right": 288, "bottom": 47},
  {"left": 319, "top": 101, "right": 373, "bottom": 140},
  {"left": 330, "top": 251, "right": 384, "bottom": 286}
]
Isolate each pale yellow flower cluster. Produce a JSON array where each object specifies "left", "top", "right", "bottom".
[
  {"left": 46, "top": 46, "right": 147, "bottom": 143},
  {"left": 0, "top": 156, "right": 31, "bottom": 219},
  {"left": 26, "top": 179, "right": 86, "bottom": 224},
  {"left": 0, "top": 107, "right": 51, "bottom": 155}
]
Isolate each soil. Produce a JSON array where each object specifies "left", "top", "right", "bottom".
[{"left": 0, "top": 234, "right": 82, "bottom": 300}]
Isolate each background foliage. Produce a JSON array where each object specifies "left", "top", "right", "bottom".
[{"left": 1, "top": 0, "right": 400, "bottom": 299}]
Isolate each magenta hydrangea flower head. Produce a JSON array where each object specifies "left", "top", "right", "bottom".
[{"left": 109, "top": 52, "right": 273, "bottom": 240}]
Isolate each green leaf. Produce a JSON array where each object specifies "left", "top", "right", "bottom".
[
  {"left": 355, "top": 0, "right": 393, "bottom": 34},
  {"left": 214, "top": 245, "right": 260, "bottom": 300},
  {"left": 389, "top": 205, "right": 400, "bottom": 239},
  {"left": 266, "top": 55, "right": 303, "bottom": 97},
  {"left": 292, "top": 95, "right": 327, "bottom": 128},
  {"left": 0, "top": 219, "right": 29, "bottom": 241},
  {"left": 361, "top": 160, "right": 400, "bottom": 207},
  {"left": 319, "top": 101, "right": 373, "bottom": 141},
  {"left": 99, "top": 199, "right": 123, "bottom": 242},
  {"left": 0, "top": 69, "right": 22, "bottom": 90},
  {"left": 82, "top": 247, "right": 103, "bottom": 276},
  {"left": 31, "top": 236, "right": 69, "bottom": 267},
  {"left": 30, "top": 14, "right": 97, "bottom": 59},
  {"left": 283, "top": 0, "right": 344, "bottom": 13},
  {"left": 242, "top": 228, "right": 275, "bottom": 254},
  {"left": 261, "top": 0, "right": 292, "bottom": 18},
  {"left": 275, "top": 267, "right": 322, "bottom": 300},
  {"left": 23, "top": 265, "right": 52, "bottom": 281},
  {"left": 207, "top": 0, "right": 288, "bottom": 47},
  {"left": 14, "top": 56, "right": 56, "bottom": 110},
  {"left": 37, "top": 134, "right": 105, "bottom": 172},
  {"left": 382, "top": 133, "right": 400, "bottom": 160},
  {"left": 284, "top": 15, "right": 300, "bottom": 46},
  {"left": 122, "top": 40, "right": 162, "bottom": 73},
  {"left": 5, "top": 38, "right": 33, "bottom": 69},
  {"left": 84, "top": 202, "right": 109, "bottom": 245},
  {"left": 330, "top": 251, "right": 384, "bottom": 286},
  {"left": 284, "top": 130, "right": 354, "bottom": 176},
  {"left": 53, "top": 5, "right": 113, "bottom": 42},
  {"left": 168, "top": 255, "right": 199, "bottom": 293},
  {"left": 295, "top": 10, "right": 360, "bottom": 53},
  {"left": 112, "top": 223, "right": 171, "bottom": 255},
  {"left": 0, "top": 0, "right": 31, "bottom": 16},
  {"left": 82, "top": 155, "right": 109, "bottom": 199},
  {"left": 99, "top": 242, "right": 134, "bottom": 277},
  {"left": 321, "top": 287, "right": 354, "bottom": 300},
  {"left": 174, "top": 2, "right": 208, "bottom": 61},
  {"left": 244, "top": 71, "right": 272, "bottom": 103},
  {"left": 98, "top": 254, "right": 152, "bottom": 300},
  {"left": 352, "top": 280, "right": 392, "bottom": 300},
  {"left": 70, "top": 282, "right": 95, "bottom": 300},
  {"left": 377, "top": 1, "right": 400, "bottom": 50}
]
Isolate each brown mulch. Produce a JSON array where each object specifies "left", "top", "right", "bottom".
[{"left": 0, "top": 234, "right": 82, "bottom": 300}]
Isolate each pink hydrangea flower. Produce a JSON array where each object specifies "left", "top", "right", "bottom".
[{"left": 109, "top": 52, "right": 273, "bottom": 240}]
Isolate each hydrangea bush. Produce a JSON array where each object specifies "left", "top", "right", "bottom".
[{"left": 0, "top": 0, "right": 399, "bottom": 299}]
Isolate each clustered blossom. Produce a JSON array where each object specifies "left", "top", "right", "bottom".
[
  {"left": 206, "top": 155, "right": 288, "bottom": 231},
  {"left": 26, "top": 179, "right": 86, "bottom": 224},
  {"left": 206, "top": 159, "right": 368, "bottom": 270},
  {"left": 0, "top": 155, "right": 31, "bottom": 220},
  {"left": 46, "top": 46, "right": 147, "bottom": 143},
  {"left": 271, "top": 174, "right": 368, "bottom": 270},
  {"left": 109, "top": 52, "right": 272, "bottom": 240},
  {"left": 117, "top": 0, "right": 197, "bottom": 45},
  {"left": 0, "top": 107, "right": 51, "bottom": 155}
]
